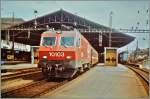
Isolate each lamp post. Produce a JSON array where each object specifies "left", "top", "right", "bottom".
[
  {"left": 12, "top": 12, "right": 15, "bottom": 61},
  {"left": 134, "top": 38, "right": 146, "bottom": 61},
  {"left": 109, "top": 11, "right": 113, "bottom": 47},
  {"left": 147, "top": 0, "right": 150, "bottom": 61},
  {"left": 34, "top": 10, "right": 38, "bottom": 29}
]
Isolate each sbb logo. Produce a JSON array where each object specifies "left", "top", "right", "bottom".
[{"left": 49, "top": 52, "right": 64, "bottom": 57}]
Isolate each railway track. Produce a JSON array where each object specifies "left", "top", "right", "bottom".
[
  {"left": 2, "top": 64, "right": 96, "bottom": 98},
  {"left": 2, "top": 79, "right": 68, "bottom": 98},
  {"left": 126, "top": 65, "right": 149, "bottom": 94},
  {"left": 1, "top": 68, "right": 42, "bottom": 81},
  {"left": 2, "top": 69, "right": 79, "bottom": 98}
]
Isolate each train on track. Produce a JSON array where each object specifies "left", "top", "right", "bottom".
[
  {"left": 118, "top": 51, "right": 148, "bottom": 68},
  {"left": 38, "top": 29, "right": 98, "bottom": 78},
  {"left": 118, "top": 51, "right": 128, "bottom": 64}
]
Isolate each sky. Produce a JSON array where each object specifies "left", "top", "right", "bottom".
[{"left": 1, "top": 0, "right": 150, "bottom": 52}]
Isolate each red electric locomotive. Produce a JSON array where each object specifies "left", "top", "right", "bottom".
[{"left": 38, "top": 29, "right": 98, "bottom": 78}]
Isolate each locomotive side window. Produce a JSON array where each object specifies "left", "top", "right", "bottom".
[
  {"left": 61, "top": 37, "right": 74, "bottom": 47},
  {"left": 42, "top": 37, "right": 56, "bottom": 46}
]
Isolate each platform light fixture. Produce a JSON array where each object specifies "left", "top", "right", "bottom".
[
  {"left": 46, "top": 25, "right": 49, "bottom": 30},
  {"left": 27, "top": 30, "right": 30, "bottom": 39},
  {"left": 99, "top": 32, "right": 102, "bottom": 47}
]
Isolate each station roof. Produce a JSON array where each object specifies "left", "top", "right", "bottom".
[
  {"left": 1, "top": 18, "right": 24, "bottom": 30},
  {"left": 1, "top": 9, "right": 135, "bottom": 53}
]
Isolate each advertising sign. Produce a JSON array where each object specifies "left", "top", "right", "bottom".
[
  {"left": 105, "top": 47, "right": 118, "bottom": 66},
  {"left": 31, "top": 46, "right": 39, "bottom": 64}
]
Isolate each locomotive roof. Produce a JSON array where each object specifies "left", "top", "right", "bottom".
[{"left": 42, "top": 29, "right": 80, "bottom": 34}]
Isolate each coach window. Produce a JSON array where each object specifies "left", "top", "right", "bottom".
[
  {"left": 61, "top": 37, "right": 74, "bottom": 47},
  {"left": 42, "top": 37, "right": 56, "bottom": 46}
]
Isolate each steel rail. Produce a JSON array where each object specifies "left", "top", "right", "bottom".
[
  {"left": 2, "top": 64, "right": 97, "bottom": 98},
  {"left": 1, "top": 68, "right": 42, "bottom": 81},
  {"left": 128, "top": 66, "right": 149, "bottom": 82},
  {"left": 126, "top": 65, "right": 149, "bottom": 94},
  {"left": 1, "top": 79, "right": 68, "bottom": 98}
]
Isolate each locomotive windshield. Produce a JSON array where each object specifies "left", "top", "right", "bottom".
[
  {"left": 42, "top": 37, "right": 56, "bottom": 46},
  {"left": 61, "top": 37, "right": 74, "bottom": 47}
]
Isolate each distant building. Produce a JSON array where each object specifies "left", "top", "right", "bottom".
[
  {"left": 129, "top": 48, "right": 149, "bottom": 63},
  {"left": 1, "top": 17, "right": 29, "bottom": 51},
  {"left": 1, "top": 17, "right": 24, "bottom": 29}
]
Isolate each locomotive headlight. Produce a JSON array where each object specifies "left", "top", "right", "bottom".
[
  {"left": 66, "top": 56, "right": 72, "bottom": 59},
  {"left": 43, "top": 56, "right": 47, "bottom": 59}
]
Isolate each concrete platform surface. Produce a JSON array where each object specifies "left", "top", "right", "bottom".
[
  {"left": 1, "top": 63, "right": 37, "bottom": 70},
  {"left": 1, "top": 61, "right": 29, "bottom": 65},
  {"left": 41, "top": 64, "right": 148, "bottom": 99}
]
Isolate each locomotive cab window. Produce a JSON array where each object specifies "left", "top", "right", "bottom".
[
  {"left": 42, "top": 37, "right": 56, "bottom": 46},
  {"left": 61, "top": 37, "right": 74, "bottom": 47}
]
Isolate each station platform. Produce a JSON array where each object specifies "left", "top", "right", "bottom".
[
  {"left": 1, "top": 63, "right": 38, "bottom": 74},
  {"left": 41, "top": 64, "right": 148, "bottom": 99},
  {"left": 1, "top": 61, "right": 29, "bottom": 65}
]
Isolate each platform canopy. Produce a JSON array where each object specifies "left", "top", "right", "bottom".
[{"left": 1, "top": 9, "right": 135, "bottom": 53}]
